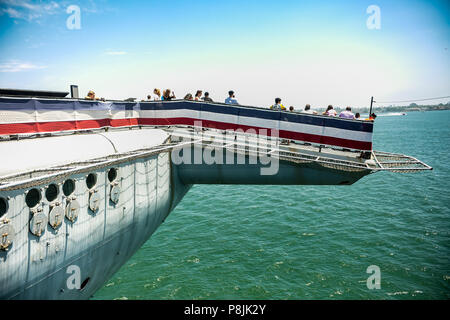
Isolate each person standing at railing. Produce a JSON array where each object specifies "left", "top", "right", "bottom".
[
  {"left": 162, "top": 89, "right": 176, "bottom": 101},
  {"left": 202, "top": 92, "right": 213, "bottom": 102},
  {"left": 85, "top": 90, "right": 105, "bottom": 101},
  {"left": 194, "top": 90, "right": 202, "bottom": 101},
  {"left": 323, "top": 105, "right": 337, "bottom": 116},
  {"left": 270, "top": 98, "right": 286, "bottom": 111},
  {"left": 339, "top": 106, "right": 355, "bottom": 119},
  {"left": 303, "top": 104, "right": 318, "bottom": 114},
  {"left": 153, "top": 88, "right": 161, "bottom": 100},
  {"left": 225, "top": 90, "right": 239, "bottom": 104}
]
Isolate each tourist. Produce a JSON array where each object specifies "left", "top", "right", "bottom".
[
  {"left": 184, "top": 93, "right": 193, "bottom": 100},
  {"left": 339, "top": 106, "right": 355, "bottom": 119},
  {"left": 365, "top": 113, "right": 377, "bottom": 121},
  {"left": 289, "top": 106, "right": 294, "bottom": 112},
  {"left": 153, "top": 88, "right": 161, "bottom": 100},
  {"left": 194, "top": 90, "right": 202, "bottom": 101},
  {"left": 355, "top": 113, "right": 361, "bottom": 119},
  {"left": 303, "top": 104, "right": 317, "bottom": 114},
  {"left": 323, "top": 105, "right": 337, "bottom": 116},
  {"left": 225, "top": 90, "right": 238, "bottom": 105},
  {"left": 85, "top": 90, "right": 96, "bottom": 100},
  {"left": 162, "top": 89, "right": 176, "bottom": 101},
  {"left": 202, "top": 92, "right": 213, "bottom": 102},
  {"left": 270, "top": 98, "right": 286, "bottom": 111},
  {"left": 85, "top": 90, "right": 105, "bottom": 101},
  {"left": 140, "top": 95, "right": 151, "bottom": 102}
]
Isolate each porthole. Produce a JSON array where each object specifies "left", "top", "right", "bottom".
[
  {"left": 0, "top": 197, "right": 8, "bottom": 218},
  {"left": 86, "top": 174, "right": 97, "bottom": 190},
  {"left": 45, "top": 183, "right": 59, "bottom": 202},
  {"left": 79, "top": 277, "right": 90, "bottom": 291},
  {"left": 25, "top": 188, "right": 42, "bottom": 208},
  {"left": 63, "top": 179, "right": 76, "bottom": 197},
  {"left": 107, "top": 168, "right": 118, "bottom": 183}
]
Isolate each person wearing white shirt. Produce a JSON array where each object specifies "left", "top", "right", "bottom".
[
  {"left": 339, "top": 107, "right": 355, "bottom": 119},
  {"left": 323, "top": 105, "right": 337, "bottom": 116},
  {"left": 303, "top": 104, "right": 317, "bottom": 114}
]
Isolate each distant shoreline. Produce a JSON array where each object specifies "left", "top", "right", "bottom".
[{"left": 312, "top": 103, "right": 450, "bottom": 114}]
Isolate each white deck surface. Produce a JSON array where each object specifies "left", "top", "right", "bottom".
[{"left": 0, "top": 129, "right": 168, "bottom": 177}]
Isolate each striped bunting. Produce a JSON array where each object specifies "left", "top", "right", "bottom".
[{"left": 0, "top": 98, "right": 373, "bottom": 151}]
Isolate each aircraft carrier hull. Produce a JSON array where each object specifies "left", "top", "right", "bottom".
[{"left": 0, "top": 149, "right": 191, "bottom": 299}]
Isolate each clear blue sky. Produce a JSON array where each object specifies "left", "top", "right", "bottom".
[{"left": 0, "top": 0, "right": 449, "bottom": 108}]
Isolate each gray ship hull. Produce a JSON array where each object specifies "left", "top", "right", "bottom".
[{"left": 1, "top": 150, "right": 191, "bottom": 299}]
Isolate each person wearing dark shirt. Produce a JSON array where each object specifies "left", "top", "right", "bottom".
[
  {"left": 162, "top": 89, "right": 176, "bottom": 101},
  {"left": 202, "top": 92, "right": 213, "bottom": 102}
]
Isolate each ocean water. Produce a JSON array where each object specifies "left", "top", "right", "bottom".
[{"left": 93, "top": 110, "right": 450, "bottom": 300}]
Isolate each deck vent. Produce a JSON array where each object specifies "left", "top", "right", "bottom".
[{"left": 70, "top": 85, "right": 79, "bottom": 99}]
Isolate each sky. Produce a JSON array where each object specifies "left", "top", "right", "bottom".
[{"left": 0, "top": 0, "right": 449, "bottom": 109}]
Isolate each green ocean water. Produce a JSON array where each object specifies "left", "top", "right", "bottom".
[{"left": 93, "top": 110, "right": 450, "bottom": 300}]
